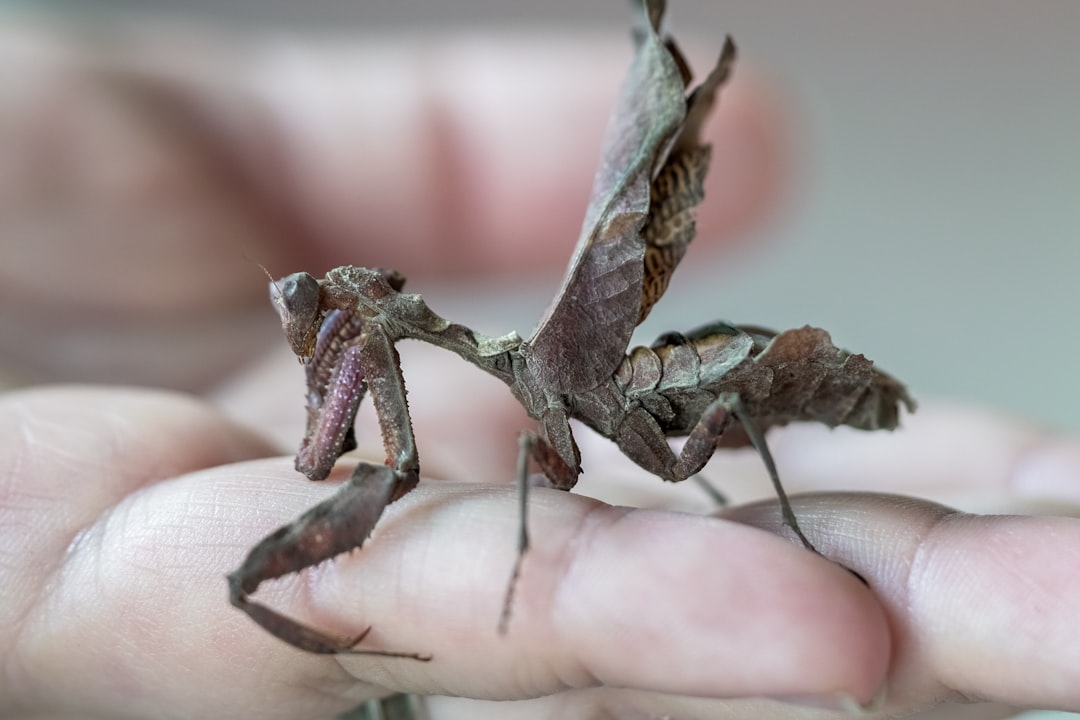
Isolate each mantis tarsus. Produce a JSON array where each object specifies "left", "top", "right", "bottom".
[{"left": 228, "top": 0, "right": 915, "bottom": 659}]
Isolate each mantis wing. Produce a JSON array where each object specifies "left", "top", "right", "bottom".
[{"left": 527, "top": 0, "right": 734, "bottom": 393}]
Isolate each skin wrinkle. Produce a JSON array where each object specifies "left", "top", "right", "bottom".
[
  {"left": 162, "top": 482, "right": 371, "bottom": 714},
  {"left": 218, "top": 553, "right": 365, "bottom": 717},
  {"left": 0, "top": 390, "right": 284, "bottom": 715},
  {"left": 305, "top": 480, "right": 438, "bottom": 688},
  {"left": 0, "top": 412, "right": 108, "bottom": 715},
  {"left": 279, "top": 656, "right": 367, "bottom": 719},
  {"left": 0, "top": 410, "right": 48, "bottom": 516},
  {"left": 804, "top": 496, "right": 941, "bottom": 708},
  {"left": 103, "top": 484, "right": 201, "bottom": 577},
  {"left": 234, "top": 640, "right": 362, "bottom": 720},
  {"left": 892, "top": 508, "right": 978, "bottom": 706},
  {"left": 916, "top": 513, "right": 1080, "bottom": 708},
  {"left": 325, "top": 490, "right": 436, "bottom": 686},
  {"left": 548, "top": 501, "right": 635, "bottom": 693},
  {"left": 327, "top": 481, "right": 613, "bottom": 699},
  {"left": 11, "top": 506, "right": 112, "bottom": 714},
  {"left": 328, "top": 481, "right": 468, "bottom": 695}
]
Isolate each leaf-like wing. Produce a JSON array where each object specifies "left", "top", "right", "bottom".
[
  {"left": 713, "top": 325, "right": 917, "bottom": 447},
  {"left": 526, "top": 0, "right": 687, "bottom": 393},
  {"left": 638, "top": 38, "right": 736, "bottom": 323}
]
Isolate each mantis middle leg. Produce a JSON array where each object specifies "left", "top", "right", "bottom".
[
  {"left": 500, "top": 409, "right": 581, "bottom": 634},
  {"left": 618, "top": 392, "right": 816, "bottom": 551}
]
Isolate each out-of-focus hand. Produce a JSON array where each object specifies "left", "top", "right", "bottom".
[{"left": 0, "top": 18, "right": 784, "bottom": 395}]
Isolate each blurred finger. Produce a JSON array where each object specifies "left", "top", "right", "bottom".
[
  {"left": 766, "top": 403, "right": 1080, "bottom": 514},
  {"left": 240, "top": 35, "right": 785, "bottom": 277},
  {"left": 0, "top": 20, "right": 786, "bottom": 389}
]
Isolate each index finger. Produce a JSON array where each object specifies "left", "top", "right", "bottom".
[{"left": 214, "top": 467, "right": 889, "bottom": 706}]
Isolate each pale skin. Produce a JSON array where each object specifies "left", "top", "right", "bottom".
[{"left": 2, "top": 20, "right": 1080, "bottom": 720}]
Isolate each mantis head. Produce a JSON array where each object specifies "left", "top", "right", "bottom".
[{"left": 269, "top": 271, "right": 323, "bottom": 360}]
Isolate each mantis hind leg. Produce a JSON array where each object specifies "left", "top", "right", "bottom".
[
  {"left": 229, "top": 324, "right": 430, "bottom": 657},
  {"left": 675, "top": 392, "right": 816, "bottom": 551},
  {"left": 692, "top": 474, "right": 729, "bottom": 506}
]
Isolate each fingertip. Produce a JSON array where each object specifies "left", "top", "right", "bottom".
[
  {"left": 733, "top": 494, "right": 1080, "bottom": 711},
  {"left": 551, "top": 508, "right": 890, "bottom": 702}
]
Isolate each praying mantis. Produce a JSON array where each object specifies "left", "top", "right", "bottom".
[{"left": 228, "top": 0, "right": 914, "bottom": 659}]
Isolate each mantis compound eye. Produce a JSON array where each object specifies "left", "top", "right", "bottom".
[
  {"left": 270, "top": 272, "right": 322, "bottom": 359},
  {"left": 492, "top": 352, "right": 512, "bottom": 373}
]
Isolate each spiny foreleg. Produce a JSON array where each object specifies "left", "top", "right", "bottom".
[
  {"left": 229, "top": 324, "right": 427, "bottom": 657},
  {"left": 228, "top": 463, "right": 425, "bottom": 657}
]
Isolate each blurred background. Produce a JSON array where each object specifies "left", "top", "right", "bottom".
[
  {"left": 1, "top": 2, "right": 1076, "bottom": 718},
  {"left": 2, "top": 0, "right": 1076, "bottom": 430}
]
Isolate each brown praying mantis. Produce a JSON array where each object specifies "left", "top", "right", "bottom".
[{"left": 228, "top": 0, "right": 914, "bottom": 659}]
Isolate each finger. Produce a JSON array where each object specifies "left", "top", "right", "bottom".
[
  {"left": 211, "top": 475, "right": 890, "bottom": 705},
  {"left": 0, "top": 386, "right": 274, "bottom": 589},
  {"left": 766, "top": 403, "right": 1080, "bottom": 514},
  {"left": 727, "top": 493, "right": 1080, "bottom": 714},
  {"left": 0, "top": 386, "right": 288, "bottom": 716},
  {"left": 8, "top": 459, "right": 367, "bottom": 720},
  {"left": 428, "top": 689, "right": 1022, "bottom": 719},
  {"left": 8, "top": 435, "right": 883, "bottom": 718}
]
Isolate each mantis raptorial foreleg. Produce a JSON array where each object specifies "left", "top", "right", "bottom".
[
  {"left": 228, "top": 324, "right": 428, "bottom": 658},
  {"left": 228, "top": 462, "right": 423, "bottom": 656}
]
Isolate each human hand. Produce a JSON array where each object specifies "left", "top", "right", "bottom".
[
  {"left": 2, "top": 18, "right": 1079, "bottom": 720},
  {"left": 5, "top": 390, "right": 1080, "bottom": 720}
]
